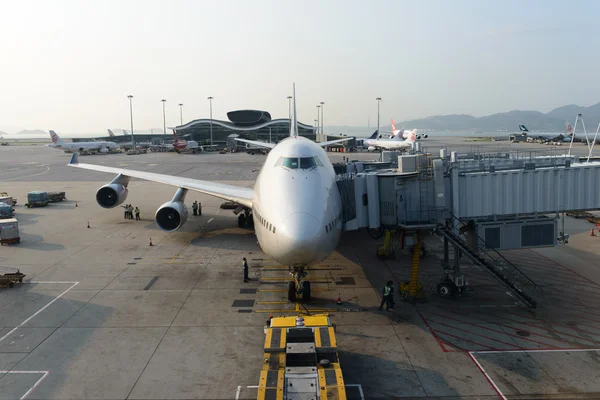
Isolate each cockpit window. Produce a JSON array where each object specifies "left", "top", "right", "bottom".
[
  {"left": 277, "top": 157, "right": 322, "bottom": 169},
  {"left": 283, "top": 157, "right": 299, "bottom": 169}
]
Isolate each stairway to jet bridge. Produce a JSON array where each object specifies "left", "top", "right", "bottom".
[{"left": 437, "top": 216, "right": 542, "bottom": 308}]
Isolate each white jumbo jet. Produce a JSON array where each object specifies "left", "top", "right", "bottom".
[
  {"left": 363, "top": 129, "right": 416, "bottom": 152},
  {"left": 48, "top": 130, "right": 119, "bottom": 153},
  {"left": 67, "top": 85, "right": 351, "bottom": 300}
]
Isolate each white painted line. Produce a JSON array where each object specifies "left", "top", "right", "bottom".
[
  {"left": 5, "top": 166, "right": 50, "bottom": 182},
  {"left": 476, "top": 348, "right": 600, "bottom": 354},
  {"left": 0, "top": 281, "right": 79, "bottom": 344},
  {"left": 235, "top": 385, "right": 241, "bottom": 400},
  {"left": 345, "top": 384, "right": 365, "bottom": 399},
  {"left": 207, "top": 218, "right": 214, "bottom": 224},
  {"left": 0, "top": 370, "right": 50, "bottom": 400},
  {"left": 468, "top": 352, "right": 507, "bottom": 400}
]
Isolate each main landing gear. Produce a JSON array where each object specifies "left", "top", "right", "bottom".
[
  {"left": 288, "top": 266, "right": 311, "bottom": 303},
  {"left": 237, "top": 209, "right": 254, "bottom": 229}
]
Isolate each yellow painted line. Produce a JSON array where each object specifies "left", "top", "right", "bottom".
[
  {"left": 168, "top": 254, "right": 179, "bottom": 264},
  {"left": 256, "top": 301, "right": 288, "bottom": 305},
  {"left": 295, "top": 302, "right": 299, "bottom": 312},
  {"left": 318, "top": 368, "right": 327, "bottom": 399},
  {"left": 276, "top": 370, "right": 285, "bottom": 400},
  {"left": 257, "top": 289, "right": 286, "bottom": 293},
  {"left": 260, "top": 266, "right": 288, "bottom": 270},
  {"left": 264, "top": 327, "right": 273, "bottom": 349},
  {"left": 260, "top": 277, "right": 291, "bottom": 281},
  {"left": 315, "top": 327, "right": 322, "bottom": 347}
]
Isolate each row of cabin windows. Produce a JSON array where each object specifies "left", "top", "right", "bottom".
[
  {"left": 325, "top": 212, "right": 343, "bottom": 233},
  {"left": 255, "top": 210, "right": 275, "bottom": 234},
  {"left": 275, "top": 157, "right": 324, "bottom": 169}
]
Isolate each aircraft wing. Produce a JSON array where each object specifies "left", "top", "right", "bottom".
[
  {"left": 234, "top": 138, "right": 276, "bottom": 149},
  {"left": 67, "top": 153, "right": 254, "bottom": 208},
  {"left": 318, "top": 137, "right": 353, "bottom": 147}
]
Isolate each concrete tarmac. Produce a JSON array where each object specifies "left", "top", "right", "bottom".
[{"left": 1, "top": 141, "right": 600, "bottom": 399}]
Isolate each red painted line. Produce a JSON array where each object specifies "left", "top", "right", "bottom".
[
  {"left": 416, "top": 307, "right": 450, "bottom": 352},
  {"left": 426, "top": 318, "right": 522, "bottom": 349},
  {"left": 529, "top": 249, "right": 600, "bottom": 288},
  {"left": 429, "top": 312, "right": 561, "bottom": 348},
  {"left": 544, "top": 301, "right": 600, "bottom": 320},
  {"left": 468, "top": 352, "right": 506, "bottom": 400},
  {"left": 433, "top": 329, "right": 499, "bottom": 350},
  {"left": 470, "top": 312, "right": 600, "bottom": 345}
]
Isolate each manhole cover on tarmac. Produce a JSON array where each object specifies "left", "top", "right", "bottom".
[
  {"left": 516, "top": 330, "right": 530, "bottom": 337},
  {"left": 239, "top": 288, "right": 257, "bottom": 294},
  {"left": 232, "top": 299, "right": 255, "bottom": 307}
]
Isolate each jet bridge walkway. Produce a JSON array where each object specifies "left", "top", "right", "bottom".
[{"left": 437, "top": 214, "right": 542, "bottom": 308}]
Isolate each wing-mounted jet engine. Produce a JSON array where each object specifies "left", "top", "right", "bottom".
[
  {"left": 96, "top": 174, "right": 130, "bottom": 208},
  {"left": 155, "top": 188, "right": 188, "bottom": 232}
]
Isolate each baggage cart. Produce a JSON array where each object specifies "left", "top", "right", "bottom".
[
  {"left": 0, "top": 271, "right": 26, "bottom": 288},
  {"left": 48, "top": 191, "right": 67, "bottom": 202},
  {"left": 0, "top": 218, "right": 20, "bottom": 245},
  {"left": 0, "top": 203, "right": 14, "bottom": 219},
  {"left": 0, "top": 193, "right": 17, "bottom": 206},
  {"left": 25, "top": 191, "right": 49, "bottom": 208}
]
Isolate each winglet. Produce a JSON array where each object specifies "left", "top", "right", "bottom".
[
  {"left": 290, "top": 83, "right": 298, "bottom": 137},
  {"left": 68, "top": 152, "right": 79, "bottom": 165}
]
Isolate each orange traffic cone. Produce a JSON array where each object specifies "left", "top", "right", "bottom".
[
  {"left": 590, "top": 228, "right": 596, "bottom": 237},
  {"left": 337, "top": 294, "right": 342, "bottom": 305},
  {"left": 149, "top": 238, "right": 153, "bottom": 246},
  {"left": 87, "top": 221, "right": 90, "bottom": 229}
]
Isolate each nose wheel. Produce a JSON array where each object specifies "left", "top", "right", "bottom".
[{"left": 288, "top": 267, "right": 311, "bottom": 303}]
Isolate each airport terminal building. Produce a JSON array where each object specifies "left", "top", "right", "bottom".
[{"left": 173, "top": 109, "right": 316, "bottom": 148}]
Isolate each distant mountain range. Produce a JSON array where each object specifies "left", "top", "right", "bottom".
[{"left": 399, "top": 102, "right": 600, "bottom": 132}]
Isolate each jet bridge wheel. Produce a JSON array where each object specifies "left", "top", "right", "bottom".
[
  {"left": 302, "top": 281, "right": 311, "bottom": 303},
  {"left": 288, "top": 281, "right": 297, "bottom": 302},
  {"left": 437, "top": 282, "right": 456, "bottom": 298}
]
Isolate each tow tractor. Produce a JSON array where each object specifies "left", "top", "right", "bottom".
[
  {"left": 287, "top": 266, "right": 311, "bottom": 303},
  {"left": 259, "top": 313, "right": 346, "bottom": 399}
]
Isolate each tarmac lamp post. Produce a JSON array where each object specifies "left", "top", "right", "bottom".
[
  {"left": 314, "top": 119, "right": 318, "bottom": 135},
  {"left": 320, "top": 101, "right": 325, "bottom": 136},
  {"left": 376, "top": 97, "right": 382, "bottom": 137},
  {"left": 208, "top": 96, "right": 214, "bottom": 145},
  {"left": 316, "top": 105, "right": 321, "bottom": 137},
  {"left": 178, "top": 103, "right": 183, "bottom": 126},
  {"left": 161, "top": 99, "right": 167, "bottom": 135},
  {"left": 127, "top": 95, "right": 134, "bottom": 150}
]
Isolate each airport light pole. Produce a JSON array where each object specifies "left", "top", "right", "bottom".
[
  {"left": 207, "top": 96, "right": 214, "bottom": 145},
  {"left": 314, "top": 119, "right": 318, "bottom": 134},
  {"left": 316, "top": 105, "right": 321, "bottom": 137},
  {"left": 127, "top": 95, "right": 134, "bottom": 150},
  {"left": 178, "top": 103, "right": 183, "bottom": 126},
  {"left": 376, "top": 97, "right": 382, "bottom": 136},
  {"left": 287, "top": 96, "right": 292, "bottom": 122},
  {"left": 161, "top": 99, "right": 167, "bottom": 135},
  {"left": 320, "top": 101, "right": 325, "bottom": 136}
]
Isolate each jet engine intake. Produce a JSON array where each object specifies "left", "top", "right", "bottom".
[
  {"left": 96, "top": 184, "right": 128, "bottom": 208},
  {"left": 155, "top": 201, "right": 188, "bottom": 232}
]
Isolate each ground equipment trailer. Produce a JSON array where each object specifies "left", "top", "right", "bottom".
[
  {"left": 259, "top": 314, "right": 347, "bottom": 399},
  {"left": 0, "top": 271, "right": 26, "bottom": 288}
]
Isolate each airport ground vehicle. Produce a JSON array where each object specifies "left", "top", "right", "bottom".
[
  {"left": 0, "top": 271, "right": 25, "bottom": 287},
  {"left": 0, "top": 218, "right": 20, "bottom": 245},
  {"left": 259, "top": 314, "right": 346, "bottom": 399}
]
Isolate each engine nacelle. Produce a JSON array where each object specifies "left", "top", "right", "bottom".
[
  {"left": 155, "top": 201, "right": 188, "bottom": 232},
  {"left": 423, "top": 134, "right": 428, "bottom": 138},
  {"left": 96, "top": 184, "right": 128, "bottom": 208},
  {"left": 368, "top": 146, "right": 376, "bottom": 152},
  {"left": 99, "top": 147, "right": 109, "bottom": 153}
]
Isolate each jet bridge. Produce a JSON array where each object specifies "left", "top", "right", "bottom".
[{"left": 337, "top": 148, "right": 600, "bottom": 307}]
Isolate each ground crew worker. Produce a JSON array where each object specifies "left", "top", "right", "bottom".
[
  {"left": 122, "top": 204, "right": 128, "bottom": 219},
  {"left": 135, "top": 207, "right": 140, "bottom": 221},
  {"left": 378, "top": 280, "right": 395, "bottom": 311},
  {"left": 243, "top": 257, "right": 249, "bottom": 282},
  {"left": 192, "top": 201, "right": 198, "bottom": 216},
  {"left": 128, "top": 204, "right": 134, "bottom": 219},
  {"left": 198, "top": 202, "right": 202, "bottom": 216}
]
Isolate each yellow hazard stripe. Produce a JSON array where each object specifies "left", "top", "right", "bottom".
[
  {"left": 264, "top": 327, "right": 273, "bottom": 349},
  {"left": 277, "top": 369, "right": 285, "bottom": 400},
  {"left": 328, "top": 327, "right": 337, "bottom": 347},
  {"left": 334, "top": 364, "right": 347, "bottom": 400},
  {"left": 315, "top": 327, "right": 322, "bottom": 347},
  {"left": 318, "top": 368, "right": 327, "bottom": 398},
  {"left": 280, "top": 328, "right": 286, "bottom": 349},
  {"left": 257, "top": 369, "right": 269, "bottom": 399}
]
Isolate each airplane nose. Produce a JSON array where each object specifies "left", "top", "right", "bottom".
[{"left": 277, "top": 212, "right": 321, "bottom": 264}]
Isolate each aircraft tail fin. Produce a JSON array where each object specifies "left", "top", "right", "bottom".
[
  {"left": 565, "top": 121, "right": 573, "bottom": 135},
  {"left": 172, "top": 129, "right": 179, "bottom": 143},
  {"left": 107, "top": 129, "right": 115, "bottom": 137},
  {"left": 368, "top": 130, "right": 378, "bottom": 139},
  {"left": 122, "top": 129, "right": 129, "bottom": 135},
  {"left": 49, "top": 130, "right": 64, "bottom": 145},
  {"left": 404, "top": 131, "right": 417, "bottom": 144},
  {"left": 289, "top": 83, "right": 298, "bottom": 137},
  {"left": 391, "top": 119, "right": 397, "bottom": 132},
  {"left": 519, "top": 124, "right": 529, "bottom": 133}
]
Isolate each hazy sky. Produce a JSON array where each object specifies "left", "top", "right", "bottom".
[{"left": 2, "top": 0, "right": 599, "bottom": 133}]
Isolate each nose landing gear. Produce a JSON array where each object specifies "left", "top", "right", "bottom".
[{"left": 288, "top": 266, "right": 311, "bottom": 303}]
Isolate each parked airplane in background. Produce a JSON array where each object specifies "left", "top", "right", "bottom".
[
  {"left": 364, "top": 129, "right": 416, "bottom": 152},
  {"left": 172, "top": 129, "right": 199, "bottom": 153},
  {"left": 68, "top": 84, "right": 351, "bottom": 301},
  {"left": 48, "top": 131, "right": 119, "bottom": 153},
  {"left": 107, "top": 129, "right": 116, "bottom": 137},
  {"left": 391, "top": 119, "right": 427, "bottom": 139},
  {"left": 519, "top": 124, "right": 569, "bottom": 145}
]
